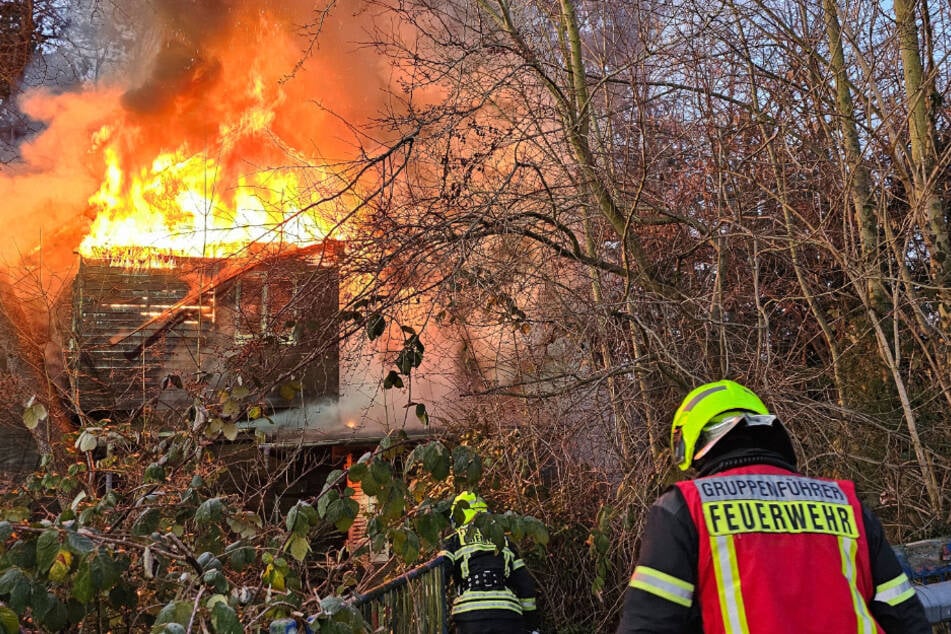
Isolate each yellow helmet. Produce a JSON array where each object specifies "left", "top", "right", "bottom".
[
  {"left": 452, "top": 491, "right": 488, "bottom": 526},
  {"left": 670, "top": 380, "right": 771, "bottom": 471}
]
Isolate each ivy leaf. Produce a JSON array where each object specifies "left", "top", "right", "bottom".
[
  {"left": 285, "top": 505, "right": 307, "bottom": 535},
  {"left": 528, "top": 519, "right": 550, "bottom": 546},
  {"left": 413, "top": 512, "right": 443, "bottom": 548},
  {"left": 33, "top": 591, "right": 67, "bottom": 631},
  {"left": 6, "top": 540, "right": 34, "bottom": 569},
  {"left": 286, "top": 535, "right": 310, "bottom": 563},
  {"left": 325, "top": 497, "right": 359, "bottom": 533},
  {"left": 422, "top": 443, "right": 450, "bottom": 481},
  {"left": 392, "top": 528, "right": 420, "bottom": 563},
  {"left": 71, "top": 561, "right": 93, "bottom": 604},
  {"left": 22, "top": 403, "right": 48, "bottom": 430},
  {"left": 210, "top": 602, "right": 242, "bottom": 634},
  {"left": 360, "top": 472, "right": 380, "bottom": 498},
  {"left": 371, "top": 461, "right": 392, "bottom": 485},
  {"left": 347, "top": 462, "right": 368, "bottom": 483},
  {"left": 415, "top": 403, "right": 429, "bottom": 426},
  {"left": 49, "top": 550, "right": 73, "bottom": 582},
  {"left": 0, "top": 606, "right": 19, "bottom": 634},
  {"left": 278, "top": 381, "right": 301, "bottom": 401},
  {"left": 144, "top": 463, "right": 166, "bottom": 483},
  {"left": 36, "top": 529, "right": 61, "bottom": 573},
  {"left": 132, "top": 508, "right": 161, "bottom": 537},
  {"left": 322, "top": 469, "right": 344, "bottom": 492},
  {"left": 65, "top": 531, "right": 95, "bottom": 556},
  {"left": 288, "top": 504, "right": 313, "bottom": 534},
  {"left": 340, "top": 498, "right": 360, "bottom": 533},
  {"left": 195, "top": 498, "right": 225, "bottom": 525},
  {"left": 205, "top": 418, "right": 223, "bottom": 438},
  {"left": 365, "top": 312, "right": 386, "bottom": 340},
  {"left": 154, "top": 600, "right": 193, "bottom": 628},
  {"left": 317, "top": 489, "right": 338, "bottom": 519},
  {"left": 76, "top": 430, "right": 98, "bottom": 453},
  {"left": 0, "top": 569, "right": 27, "bottom": 595},
  {"left": 380, "top": 485, "right": 406, "bottom": 522},
  {"left": 452, "top": 445, "right": 482, "bottom": 486},
  {"left": 221, "top": 422, "right": 239, "bottom": 441},
  {"left": 202, "top": 569, "right": 229, "bottom": 594},
  {"left": 227, "top": 512, "right": 262, "bottom": 539},
  {"left": 382, "top": 371, "right": 404, "bottom": 390},
  {"left": 226, "top": 543, "right": 255, "bottom": 571},
  {"left": 89, "top": 550, "right": 121, "bottom": 592},
  {"left": 220, "top": 398, "right": 240, "bottom": 419},
  {"left": 396, "top": 336, "right": 424, "bottom": 375}
]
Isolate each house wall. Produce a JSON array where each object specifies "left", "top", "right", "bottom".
[{"left": 68, "top": 250, "right": 339, "bottom": 418}]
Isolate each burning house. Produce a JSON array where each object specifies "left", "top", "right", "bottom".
[
  {"left": 0, "top": 2, "right": 445, "bottom": 543},
  {"left": 67, "top": 243, "right": 341, "bottom": 422}
]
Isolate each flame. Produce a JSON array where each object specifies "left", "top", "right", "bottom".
[
  {"left": 77, "top": 9, "right": 353, "bottom": 266},
  {"left": 79, "top": 142, "right": 340, "bottom": 263}
]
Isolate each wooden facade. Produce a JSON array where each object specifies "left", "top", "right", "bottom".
[{"left": 67, "top": 246, "right": 339, "bottom": 416}]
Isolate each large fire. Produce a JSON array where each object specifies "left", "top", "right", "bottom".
[
  {"left": 72, "top": 4, "right": 363, "bottom": 267},
  {"left": 79, "top": 137, "right": 341, "bottom": 265}
]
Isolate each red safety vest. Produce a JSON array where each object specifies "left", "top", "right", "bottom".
[{"left": 676, "top": 464, "right": 884, "bottom": 634}]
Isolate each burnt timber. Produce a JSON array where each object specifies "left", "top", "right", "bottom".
[{"left": 68, "top": 244, "right": 340, "bottom": 419}]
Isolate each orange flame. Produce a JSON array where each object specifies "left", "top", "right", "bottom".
[{"left": 77, "top": 9, "right": 353, "bottom": 266}]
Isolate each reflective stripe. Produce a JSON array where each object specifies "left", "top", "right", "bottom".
[
  {"left": 629, "top": 565, "right": 694, "bottom": 608},
  {"left": 875, "top": 572, "right": 916, "bottom": 606},
  {"left": 511, "top": 559, "right": 525, "bottom": 571},
  {"left": 452, "top": 589, "right": 522, "bottom": 615},
  {"left": 839, "top": 536, "right": 876, "bottom": 634},
  {"left": 520, "top": 597, "right": 536, "bottom": 611},
  {"left": 438, "top": 549, "right": 454, "bottom": 562},
  {"left": 682, "top": 385, "right": 727, "bottom": 411},
  {"left": 710, "top": 535, "right": 749, "bottom": 634},
  {"left": 455, "top": 526, "right": 515, "bottom": 580},
  {"left": 456, "top": 543, "right": 512, "bottom": 578}
]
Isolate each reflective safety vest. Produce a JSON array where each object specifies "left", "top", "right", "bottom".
[
  {"left": 676, "top": 465, "right": 886, "bottom": 633},
  {"left": 439, "top": 526, "right": 524, "bottom": 617}
]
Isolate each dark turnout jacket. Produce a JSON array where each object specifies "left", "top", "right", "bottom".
[
  {"left": 440, "top": 524, "right": 540, "bottom": 631},
  {"left": 617, "top": 449, "right": 931, "bottom": 634}
]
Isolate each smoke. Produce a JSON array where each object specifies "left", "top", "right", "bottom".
[
  {"left": 0, "top": 0, "right": 392, "bottom": 277},
  {"left": 0, "top": 88, "right": 122, "bottom": 273},
  {"left": 0, "top": 0, "right": 462, "bottom": 433}
]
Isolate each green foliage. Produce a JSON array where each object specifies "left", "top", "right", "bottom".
[
  {"left": 587, "top": 505, "right": 615, "bottom": 598},
  {"left": 21, "top": 402, "right": 48, "bottom": 431},
  {"left": 365, "top": 312, "right": 386, "bottom": 340},
  {"left": 2, "top": 314, "right": 547, "bottom": 634}
]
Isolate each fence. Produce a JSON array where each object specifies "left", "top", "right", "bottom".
[
  {"left": 350, "top": 555, "right": 450, "bottom": 634},
  {"left": 272, "top": 540, "right": 951, "bottom": 633}
]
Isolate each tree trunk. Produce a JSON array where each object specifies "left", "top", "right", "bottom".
[{"left": 894, "top": 0, "right": 951, "bottom": 325}]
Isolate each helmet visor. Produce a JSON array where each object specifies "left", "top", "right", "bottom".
[{"left": 693, "top": 413, "right": 778, "bottom": 462}]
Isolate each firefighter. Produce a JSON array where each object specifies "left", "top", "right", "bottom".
[
  {"left": 617, "top": 379, "right": 931, "bottom": 633},
  {"left": 440, "top": 491, "right": 541, "bottom": 634}
]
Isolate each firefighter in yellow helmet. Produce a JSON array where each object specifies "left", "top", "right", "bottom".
[
  {"left": 617, "top": 380, "right": 929, "bottom": 633},
  {"left": 439, "top": 491, "right": 541, "bottom": 634}
]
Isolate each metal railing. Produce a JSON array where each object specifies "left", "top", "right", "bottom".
[{"left": 350, "top": 555, "right": 450, "bottom": 634}]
